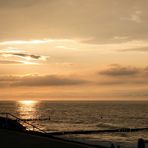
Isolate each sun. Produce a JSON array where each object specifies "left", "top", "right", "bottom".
[{"left": 19, "top": 100, "right": 37, "bottom": 105}]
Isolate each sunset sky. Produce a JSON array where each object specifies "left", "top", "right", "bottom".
[{"left": 0, "top": 0, "right": 148, "bottom": 100}]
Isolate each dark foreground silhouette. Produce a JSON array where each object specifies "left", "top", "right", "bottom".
[
  {"left": 0, "top": 116, "right": 26, "bottom": 131},
  {"left": 0, "top": 114, "right": 147, "bottom": 148},
  {"left": 0, "top": 116, "right": 107, "bottom": 148}
]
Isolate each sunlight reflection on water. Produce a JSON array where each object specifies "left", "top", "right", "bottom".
[{"left": 17, "top": 100, "right": 38, "bottom": 119}]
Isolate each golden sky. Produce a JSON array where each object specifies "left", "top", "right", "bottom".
[{"left": 0, "top": 0, "right": 148, "bottom": 100}]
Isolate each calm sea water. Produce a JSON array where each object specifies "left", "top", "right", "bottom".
[{"left": 0, "top": 101, "right": 148, "bottom": 148}]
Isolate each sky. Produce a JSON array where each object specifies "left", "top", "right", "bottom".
[{"left": 0, "top": 0, "right": 148, "bottom": 100}]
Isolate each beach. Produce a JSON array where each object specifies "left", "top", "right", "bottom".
[{"left": 0, "top": 129, "right": 103, "bottom": 148}]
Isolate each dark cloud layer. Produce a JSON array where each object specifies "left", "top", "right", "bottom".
[
  {"left": 0, "top": 65, "right": 148, "bottom": 88},
  {"left": 99, "top": 65, "right": 140, "bottom": 77},
  {"left": 0, "top": 52, "right": 43, "bottom": 59},
  {"left": 14, "top": 75, "right": 87, "bottom": 86},
  {"left": 0, "top": 0, "right": 148, "bottom": 43},
  {"left": 0, "top": 75, "right": 87, "bottom": 87},
  {"left": 0, "top": 52, "right": 47, "bottom": 64},
  {"left": 119, "top": 47, "right": 148, "bottom": 52},
  {"left": 0, "top": 0, "right": 47, "bottom": 8},
  {"left": 11, "top": 53, "right": 41, "bottom": 59},
  {"left": 97, "top": 65, "right": 148, "bottom": 86}
]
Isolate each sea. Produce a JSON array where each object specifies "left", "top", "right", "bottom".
[{"left": 0, "top": 100, "right": 148, "bottom": 148}]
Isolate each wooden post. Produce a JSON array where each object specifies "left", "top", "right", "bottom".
[
  {"left": 110, "top": 143, "right": 115, "bottom": 148},
  {"left": 138, "top": 138, "right": 145, "bottom": 148},
  {"left": 5, "top": 113, "right": 8, "bottom": 128}
]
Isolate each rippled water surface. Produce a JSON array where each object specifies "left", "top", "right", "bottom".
[{"left": 0, "top": 101, "right": 148, "bottom": 147}]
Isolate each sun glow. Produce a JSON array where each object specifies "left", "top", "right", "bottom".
[
  {"left": 0, "top": 40, "right": 50, "bottom": 45},
  {"left": 19, "top": 100, "right": 37, "bottom": 105},
  {"left": 20, "top": 60, "right": 39, "bottom": 65},
  {"left": 0, "top": 39, "right": 76, "bottom": 45}
]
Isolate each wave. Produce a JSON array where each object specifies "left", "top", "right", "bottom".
[{"left": 96, "top": 122, "right": 120, "bottom": 129}]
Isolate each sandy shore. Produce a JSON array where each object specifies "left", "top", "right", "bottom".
[{"left": 0, "top": 129, "right": 106, "bottom": 148}]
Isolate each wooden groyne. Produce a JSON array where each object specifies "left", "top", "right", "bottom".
[
  {"left": 21, "top": 117, "right": 50, "bottom": 122},
  {"left": 48, "top": 127, "right": 148, "bottom": 136}
]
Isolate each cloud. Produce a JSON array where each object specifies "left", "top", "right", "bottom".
[
  {"left": 97, "top": 78, "right": 148, "bottom": 86},
  {"left": 0, "top": 75, "right": 87, "bottom": 87},
  {"left": 0, "top": 60, "right": 22, "bottom": 64},
  {"left": 0, "top": 47, "right": 23, "bottom": 53},
  {"left": 120, "top": 10, "right": 142, "bottom": 24},
  {"left": 99, "top": 65, "right": 140, "bottom": 77},
  {"left": 96, "top": 80, "right": 126, "bottom": 86},
  {"left": 0, "top": 51, "right": 48, "bottom": 64},
  {"left": 96, "top": 64, "right": 148, "bottom": 86},
  {"left": 112, "top": 89, "right": 148, "bottom": 98},
  {"left": 119, "top": 47, "right": 148, "bottom": 52},
  {"left": 0, "top": 0, "right": 47, "bottom": 8},
  {"left": 0, "top": 60, "right": 38, "bottom": 65},
  {"left": 7, "top": 53, "right": 46, "bottom": 60},
  {"left": 0, "top": 0, "right": 148, "bottom": 44}
]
